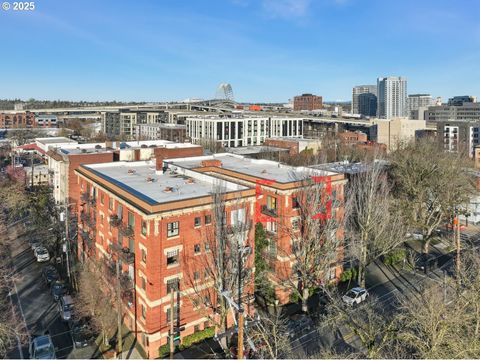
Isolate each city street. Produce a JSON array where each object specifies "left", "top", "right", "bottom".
[{"left": 7, "top": 221, "right": 97, "bottom": 359}]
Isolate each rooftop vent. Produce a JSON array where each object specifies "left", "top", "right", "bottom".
[
  {"left": 141, "top": 144, "right": 148, "bottom": 148},
  {"left": 146, "top": 176, "right": 154, "bottom": 183},
  {"left": 261, "top": 169, "right": 267, "bottom": 174},
  {"left": 128, "top": 169, "right": 136, "bottom": 175},
  {"left": 95, "top": 145, "right": 102, "bottom": 149},
  {"left": 163, "top": 186, "right": 173, "bottom": 193},
  {"left": 185, "top": 178, "right": 195, "bottom": 184}
]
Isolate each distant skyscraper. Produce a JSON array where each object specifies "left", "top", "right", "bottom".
[
  {"left": 352, "top": 85, "right": 377, "bottom": 116},
  {"left": 377, "top": 77, "right": 407, "bottom": 119}
]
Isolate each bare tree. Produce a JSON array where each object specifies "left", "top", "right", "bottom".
[
  {"left": 247, "top": 310, "right": 292, "bottom": 359},
  {"left": 322, "top": 293, "right": 399, "bottom": 359},
  {"left": 76, "top": 259, "right": 117, "bottom": 347},
  {"left": 278, "top": 175, "right": 344, "bottom": 312},
  {"left": 390, "top": 139, "right": 473, "bottom": 253},
  {"left": 182, "top": 184, "right": 254, "bottom": 350},
  {"left": 346, "top": 159, "right": 406, "bottom": 287}
]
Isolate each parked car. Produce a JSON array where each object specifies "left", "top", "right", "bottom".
[
  {"left": 29, "top": 335, "right": 55, "bottom": 359},
  {"left": 342, "top": 287, "right": 369, "bottom": 306},
  {"left": 34, "top": 246, "right": 50, "bottom": 262},
  {"left": 42, "top": 266, "right": 59, "bottom": 285},
  {"left": 71, "top": 319, "right": 95, "bottom": 348},
  {"left": 58, "top": 295, "right": 74, "bottom": 321},
  {"left": 415, "top": 253, "right": 437, "bottom": 272},
  {"left": 50, "top": 281, "right": 66, "bottom": 302},
  {"left": 285, "top": 314, "right": 314, "bottom": 339}
]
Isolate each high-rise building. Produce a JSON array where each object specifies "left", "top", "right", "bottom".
[
  {"left": 351, "top": 85, "right": 377, "bottom": 116},
  {"left": 293, "top": 93, "right": 323, "bottom": 111},
  {"left": 377, "top": 77, "right": 407, "bottom": 119}
]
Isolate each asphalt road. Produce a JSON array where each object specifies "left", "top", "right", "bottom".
[{"left": 9, "top": 222, "right": 97, "bottom": 359}]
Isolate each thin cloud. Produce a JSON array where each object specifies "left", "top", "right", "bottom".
[{"left": 261, "top": 0, "right": 312, "bottom": 19}]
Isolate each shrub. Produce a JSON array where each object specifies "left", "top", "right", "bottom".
[
  {"left": 340, "top": 268, "right": 357, "bottom": 282},
  {"left": 158, "top": 344, "right": 170, "bottom": 358},
  {"left": 383, "top": 248, "right": 407, "bottom": 266},
  {"left": 178, "top": 327, "right": 215, "bottom": 350}
]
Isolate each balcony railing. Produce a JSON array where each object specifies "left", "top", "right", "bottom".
[
  {"left": 119, "top": 247, "right": 135, "bottom": 264},
  {"left": 261, "top": 205, "right": 278, "bottom": 217},
  {"left": 109, "top": 215, "right": 122, "bottom": 227},
  {"left": 120, "top": 224, "right": 134, "bottom": 238}
]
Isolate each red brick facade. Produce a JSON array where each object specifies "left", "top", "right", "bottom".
[
  {"left": 338, "top": 130, "right": 368, "bottom": 145},
  {"left": 75, "top": 169, "right": 255, "bottom": 358},
  {"left": 0, "top": 112, "right": 36, "bottom": 128},
  {"left": 263, "top": 138, "right": 300, "bottom": 155},
  {"left": 293, "top": 94, "right": 323, "bottom": 111}
]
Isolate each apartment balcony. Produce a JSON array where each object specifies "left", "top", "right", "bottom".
[
  {"left": 261, "top": 205, "right": 278, "bottom": 218},
  {"left": 119, "top": 224, "right": 134, "bottom": 238},
  {"left": 109, "top": 215, "right": 122, "bottom": 227},
  {"left": 120, "top": 273, "right": 134, "bottom": 290},
  {"left": 119, "top": 247, "right": 135, "bottom": 264}
]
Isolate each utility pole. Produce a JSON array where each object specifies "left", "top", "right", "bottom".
[
  {"left": 65, "top": 205, "right": 71, "bottom": 281},
  {"left": 169, "top": 289, "right": 175, "bottom": 360},
  {"left": 454, "top": 210, "right": 461, "bottom": 275},
  {"left": 30, "top": 151, "right": 34, "bottom": 188},
  {"left": 116, "top": 260, "right": 123, "bottom": 359},
  {"left": 237, "top": 238, "right": 244, "bottom": 360}
]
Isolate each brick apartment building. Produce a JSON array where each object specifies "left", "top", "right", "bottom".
[
  {"left": 293, "top": 93, "right": 323, "bottom": 111},
  {"left": 167, "top": 154, "right": 346, "bottom": 303},
  {"left": 75, "top": 155, "right": 254, "bottom": 357},
  {"left": 74, "top": 151, "right": 346, "bottom": 356},
  {"left": 263, "top": 137, "right": 322, "bottom": 156},
  {"left": 0, "top": 111, "right": 36, "bottom": 128},
  {"left": 338, "top": 130, "right": 368, "bottom": 145}
]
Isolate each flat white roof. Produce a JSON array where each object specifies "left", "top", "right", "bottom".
[
  {"left": 82, "top": 160, "right": 247, "bottom": 205},
  {"left": 166, "top": 153, "right": 336, "bottom": 183}
]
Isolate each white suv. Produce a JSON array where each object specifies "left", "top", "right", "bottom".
[
  {"left": 34, "top": 246, "right": 50, "bottom": 262},
  {"left": 342, "top": 287, "right": 369, "bottom": 305}
]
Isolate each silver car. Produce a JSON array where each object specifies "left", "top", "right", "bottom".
[
  {"left": 342, "top": 287, "right": 369, "bottom": 306},
  {"left": 58, "top": 295, "right": 74, "bottom": 321},
  {"left": 29, "top": 335, "right": 55, "bottom": 359}
]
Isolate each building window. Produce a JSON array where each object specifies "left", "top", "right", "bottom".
[
  {"left": 108, "top": 198, "right": 113, "bottom": 210},
  {"left": 266, "top": 221, "right": 277, "bottom": 234},
  {"left": 194, "top": 244, "right": 201, "bottom": 254},
  {"left": 166, "top": 249, "right": 179, "bottom": 266},
  {"left": 204, "top": 243, "right": 210, "bottom": 252},
  {"left": 166, "top": 278, "right": 179, "bottom": 293},
  {"left": 141, "top": 221, "right": 147, "bottom": 236},
  {"left": 141, "top": 304, "right": 146, "bottom": 319},
  {"left": 141, "top": 249, "right": 147, "bottom": 263},
  {"left": 267, "top": 196, "right": 277, "bottom": 210},
  {"left": 141, "top": 277, "right": 146, "bottom": 290},
  {"left": 204, "top": 321, "right": 209, "bottom": 329},
  {"left": 194, "top": 271, "right": 200, "bottom": 281},
  {"left": 100, "top": 193, "right": 104, "bottom": 205},
  {"left": 292, "top": 196, "right": 300, "bottom": 209},
  {"left": 167, "top": 221, "right": 179, "bottom": 237},
  {"left": 194, "top": 217, "right": 201, "bottom": 227},
  {"left": 204, "top": 270, "right": 211, "bottom": 279},
  {"left": 194, "top": 325, "right": 200, "bottom": 333},
  {"left": 292, "top": 218, "right": 300, "bottom": 231},
  {"left": 100, "top": 214, "right": 104, "bottom": 224},
  {"left": 205, "top": 215, "right": 211, "bottom": 224},
  {"left": 128, "top": 211, "right": 135, "bottom": 229}
]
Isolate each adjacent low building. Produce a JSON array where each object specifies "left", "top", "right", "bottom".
[
  {"left": 427, "top": 103, "right": 480, "bottom": 122},
  {"left": 187, "top": 116, "right": 303, "bottom": 148},
  {"left": 0, "top": 111, "right": 36, "bottom": 128},
  {"left": 263, "top": 137, "right": 322, "bottom": 155}
]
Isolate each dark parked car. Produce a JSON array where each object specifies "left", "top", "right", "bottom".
[
  {"left": 71, "top": 319, "right": 94, "bottom": 348},
  {"left": 415, "top": 253, "right": 438, "bottom": 272},
  {"left": 42, "top": 266, "right": 59, "bottom": 285},
  {"left": 50, "top": 281, "right": 66, "bottom": 301}
]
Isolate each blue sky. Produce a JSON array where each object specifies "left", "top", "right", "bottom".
[{"left": 1, "top": 0, "right": 479, "bottom": 103}]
